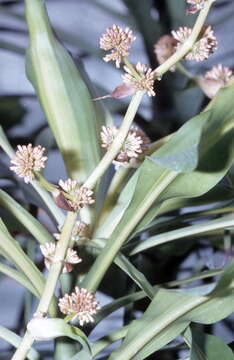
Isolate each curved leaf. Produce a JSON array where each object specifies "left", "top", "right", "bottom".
[
  {"left": 110, "top": 261, "right": 234, "bottom": 359},
  {"left": 27, "top": 318, "right": 91, "bottom": 359}
]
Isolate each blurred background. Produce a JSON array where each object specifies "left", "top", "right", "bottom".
[{"left": 0, "top": 0, "right": 234, "bottom": 358}]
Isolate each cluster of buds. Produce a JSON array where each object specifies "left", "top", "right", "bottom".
[
  {"left": 10, "top": 144, "right": 47, "bottom": 184},
  {"left": 40, "top": 242, "right": 82, "bottom": 273},
  {"left": 155, "top": 25, "right": 217, "bottom": 66},
  {"left": 172, "top": 25, "right": 217, "bottom": 62},
  {"left": 101, "top": 125, "right": 150, "bottom": 168},
  {"left": 54, "top": 220, "right": 90, "bottom": 245},
  {"left": 122, "top": 62, "right": 156, "bottom": 97},
  {"left": 55, "top": 179, "right": 94, "bottom": 212},
  {"left": 186, "top": 0, "right": 208, "bottom": 14},
  {"left": 58, "top": 286, "right": 100, "bottom": 326},
  {"left": 99, "top": 25, "right": 156, "bottom": 97},
  {"left": 198, "top": 64, "right": 233, "bottom": 98},
  {"left": 100, "top": 24, "right": 136, "bottom": 68}
]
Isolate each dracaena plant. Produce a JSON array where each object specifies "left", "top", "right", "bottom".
[{"left": 0, "top": 0, "right": 234, "bottom": 359}]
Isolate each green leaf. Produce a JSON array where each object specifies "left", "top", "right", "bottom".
[
  {"left": 185, "top": 327, "right": 234, "bottom": 360},
  {"left": 114, "top": 253, "right": 155, "bottom": 299},
  {"left": 0, "top": 262, "right": 38, "bottom": 297},
  {"left": 84, "top": 83, "right": 234, "bottom": 292},
  {"left": 25, "top": 0, "right": 104, "bottom": 183},
  {"left": 27, "top": 318, "right": 92, "bottom": 359},
  {"left": 110, "top": 261, "right": 234, "bottom": 359},
  {"left": 128, "top": 213, "right": 234, "bottom": 255},
  {"left": 0, "top": 325, "right": 39, "bottom": 360},
  {"left": 0, "top": 219, "right": 57, "bottom": 316},
  {"left": 0, "top": 189, "right": 54, "bottom": 245},
  {"left": 106, "top": 81, "right": 234, "bottom": 239},
  {"left": 149, "top": 112, "right": 207, "bottom": 172}
]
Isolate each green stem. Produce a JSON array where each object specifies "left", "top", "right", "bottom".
[
  {"left": 153, "top": 0, "right": 215, "bottom": 78},
  {"left": 34, "top": 171, "right": 57, "bottom": 193},
  {"left": 12, "top": 211, "right": 77, "bottom": 360},
  {"left": 31, "top": 181, "right": 65, "bottom": 227},
  {"left": 176, "top": 62, "right": 195, "bottom": 80},
  {"left": 83, "top": 91, "right": 144, "bottom": 189},
  {"left": 123, "top": 57, "right": 141, "bottom": 79}
]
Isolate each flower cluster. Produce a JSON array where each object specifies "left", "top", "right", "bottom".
[
  {"left": 54, "top": 221, "right": 90, "bottom": 244},
  {"left": 205, "top": 64, "right": 233, "bottom": 83},
  {"left": 198, "top": 64, "right": 233, "bottom": 98},
  {"left": 186, "top": 0, "right": 208, "bottom": 14},
  {"left": 100, "top": 24, "right": 136, "bottom": 68},
  {"left": 172, "top": 25, "right": 217, "bottom": 61},
  {"left": 154, "top": 35, "right": 177, "bottom": 71},
  {"left": 58, "top": 179, "right": 94, "bottom": 212},
  {"left": 101, "top": 125, "right": 150, "bottom": 168},
  {"left": 122, "top": 62, "right": 156, "bottom": 96},
  {"left": 40, "top": 242, "right": 81, "bottom": 273},
  {"left": 58, "top": 286, "right": 100, "bottom": 326},
  {"left": 10, "top": 144, "right": 47, "bottom": 183}
]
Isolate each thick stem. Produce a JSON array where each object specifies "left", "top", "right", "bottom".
[{"left": 12, "top": 211, "right": 77, "bottom": 360}]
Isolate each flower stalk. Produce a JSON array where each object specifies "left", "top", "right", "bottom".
[{"left": 12, "top": 211, "right": 77, "bottom": 360}]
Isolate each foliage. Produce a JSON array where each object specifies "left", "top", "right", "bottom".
[{"left": 0, "top": 0, "right": 233, "bottom": 359}]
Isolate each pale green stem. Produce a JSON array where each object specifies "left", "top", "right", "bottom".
[
  {"left": 123, "top": 57, "right": 141, "bottom": 79},
  {"left": 82, "top": 171, "right": 178, "bottom": 291},
  {"left": 31, "top": 181, "right": 65, "bottom": 227},
  {"left": 83, "top": 91, "right": 144, "bottom": 189},
  {"left": 12, "top": 211, "right": 77, "bottom": 360},
  {"left": 153, "top": 0, "right": 215, "bottom": 78},
  {"left": 0, "top": 125, "right": 15, "bottom": 158},
  {"left": 176, "top": 62, "right": 195, "bottom": 80}
]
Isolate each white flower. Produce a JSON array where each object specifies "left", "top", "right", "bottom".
[
  {"left": 40, "top": 243, "right": 81, "bottom": 273},
  {"left": 122, "top": 62, "right": 156, "bottom": 96},
  {"left": 10, "top": 144, "right": 47, "bottom": 183},
  {"left": 58, "top": 287, "right": 100, "bottom": 326},
  {"left": 100, "top": 24, "right": 136, "bottom": 68},
  {"left": 58, "top": 179, "right": 94, "bottom": 212}
]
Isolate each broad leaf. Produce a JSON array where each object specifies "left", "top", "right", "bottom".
[
  {"left": 185, "top": 327, "right": 234, "bottom": 360},
  {"left": 110, "top": 261, "right": 234, "bottom": 359}
]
